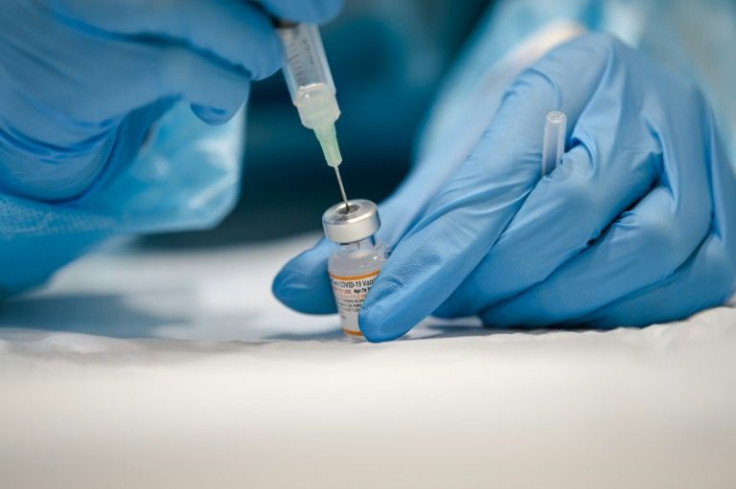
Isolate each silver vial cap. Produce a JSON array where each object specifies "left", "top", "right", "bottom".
[{"left": 322, "top": 199, "right": 381, "bottom": 244}]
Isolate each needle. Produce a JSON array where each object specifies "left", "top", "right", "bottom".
[{"left": 334, "top": 165, "right": 350, "bottom": 211}]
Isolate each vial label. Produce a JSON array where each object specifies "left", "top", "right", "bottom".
[{"left": 329, "top": 269, "right": 380, "bottom": 338}]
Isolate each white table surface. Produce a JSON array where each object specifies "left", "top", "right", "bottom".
[{"left": 1, "top": 235, "right": 735, "bottom": 489}]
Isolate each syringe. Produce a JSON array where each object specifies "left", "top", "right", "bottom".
[{"left": 276, "top": 22, "right": 349, "bottom": 208}]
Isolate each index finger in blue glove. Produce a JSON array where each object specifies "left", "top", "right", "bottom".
[
  {"left": 257, "top": 0, "right": 342, "bottom": 24},
  {"left": 52, "top": 0, "right": 282, "bottom": 80},
  {"left": 137, "top": 43, "right": 252, "bottom": 124},
  {"left": 357, "top": 34, "right": 618, "bottom": 342}
]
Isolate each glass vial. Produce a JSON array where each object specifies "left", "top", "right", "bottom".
[{"left": 322, "top": 199, "right": 387, "bottom": 339}]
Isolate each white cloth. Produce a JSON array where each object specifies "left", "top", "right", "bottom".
[{"left": 1, "top": 237, "right": 735, "bottom": 489}]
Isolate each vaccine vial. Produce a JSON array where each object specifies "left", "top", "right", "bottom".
[{"left": 322, "top": 199, "right": 387, "bottom": 339}]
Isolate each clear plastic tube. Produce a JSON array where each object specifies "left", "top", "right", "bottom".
[
  {"left": 542, "top": 111, "right": 567, "bottom": 175},
  {"left": 276, "top": 23, "right": 342, "bottom": 167}
]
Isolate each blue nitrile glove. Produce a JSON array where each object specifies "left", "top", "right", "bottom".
[
  {"left": 0, "top": 0, "right": 341, "bottom": 296},
  {"left": 273, "top": 33, "right": 736, "bottom": 341},
  {"left": 0, "top": 0, "right": 341, "bottom": 201}
]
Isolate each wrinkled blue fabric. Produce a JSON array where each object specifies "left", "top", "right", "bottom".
[
  {"left": 0, "top": 0, "right": 341, "bottom": 296},
  {"left": 0, "top": 102, "right": 244, "bottom": 296},
  {"left": 274, "top": 0, "right": 736, "bottom": 342}
]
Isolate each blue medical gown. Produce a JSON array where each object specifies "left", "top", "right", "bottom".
[
  {"left": 0, "top": 106, "right": 243, "bottom": 296},
  {"left": 1, "top": 0, "right": 735, "bottom": 297}
]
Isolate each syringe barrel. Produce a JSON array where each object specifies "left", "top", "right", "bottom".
[{"left": 276, "top": 23, "right": 340, "bottom": 130}]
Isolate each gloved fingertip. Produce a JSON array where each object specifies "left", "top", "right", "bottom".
[
  {"left": 190, "top": 104, "right": 235, "bottom": 125},
  {"left": 431, "top": 304, "right": 457, "bottom": 319},
  {"left": 359, "top": 303, "right": 411, "bottom": 343},
  {"left": 310, "top": 0, "right": 343, "bottom": 24},
  {"left": 272, "top": 266, "right": 335, "bottom": 314},
  {"left": 260, "top": 0, "right": 343, "bottom": 24},
  {"left": 272, "top": 240, "right": 336, "bottom": 314},
  {"left": 479, "top": 302, "right": 534, "bottom": 329},
  {"left": 355, "top": 248, "right": 440, "bottom": 341},
  {"left": 278, "top": 239, "right": 333, "bottom": 277}
]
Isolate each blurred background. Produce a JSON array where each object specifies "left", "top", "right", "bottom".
[{"left": 143, "top": 0, "right": 490, "bottom": 248}]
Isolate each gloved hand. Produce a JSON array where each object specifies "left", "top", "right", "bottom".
[
  {"left": 0, "top": 0, "right": 341, "bottom": 201},
  {"left": 273, "top": 33, "right": 736, "bottom": 341}
]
